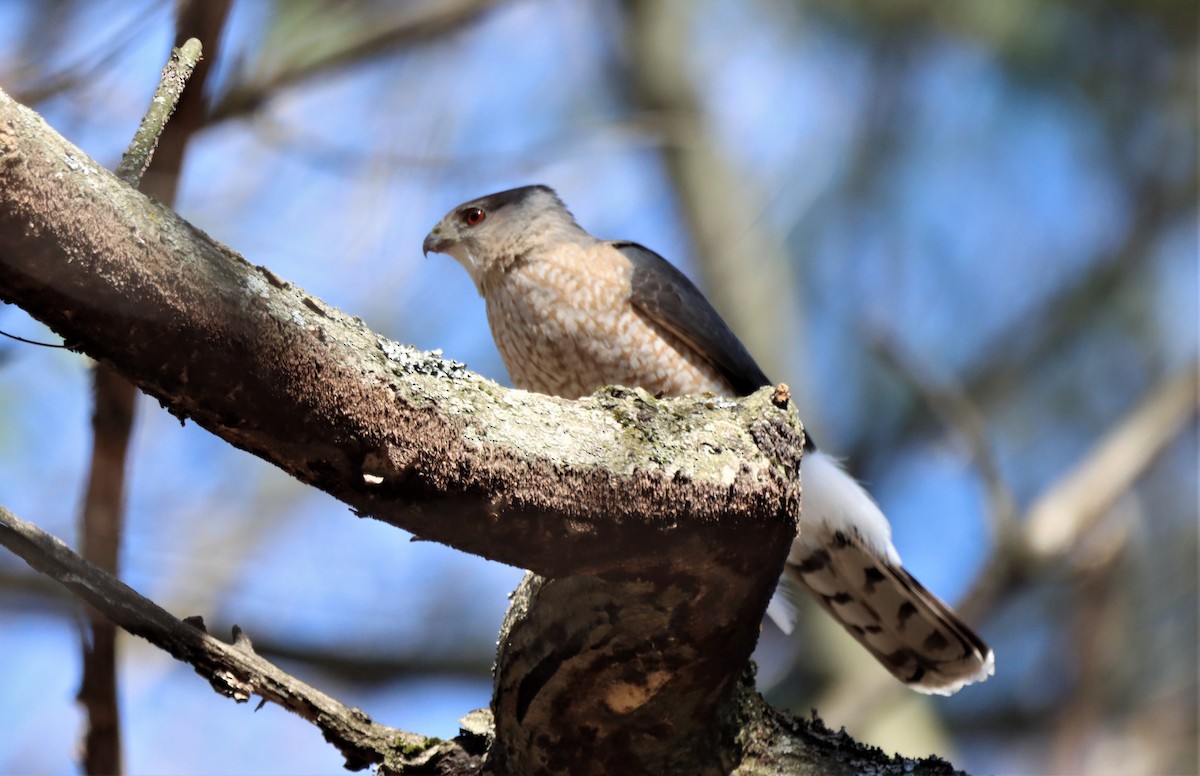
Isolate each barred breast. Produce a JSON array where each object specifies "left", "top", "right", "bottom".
[{"left": 483, "top": 242, "right": 733, "bottom": 399}]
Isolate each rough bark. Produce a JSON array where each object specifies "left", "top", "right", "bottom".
[{"left": 0, "top": 88, "right": 963, "bottom": 774}]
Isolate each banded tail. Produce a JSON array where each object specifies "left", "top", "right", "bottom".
[{"left": 769, "top": 450, "right": 995, "bottom": 695}]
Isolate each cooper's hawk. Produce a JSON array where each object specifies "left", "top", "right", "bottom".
[{"left": 424, "top": 184, "right": 994, "bottom": 695}]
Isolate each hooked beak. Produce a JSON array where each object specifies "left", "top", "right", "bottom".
[{"left": 423, "top": 227, "right": 452, "bottom": 257}]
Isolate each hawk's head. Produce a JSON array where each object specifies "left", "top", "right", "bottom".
[{"left": 423, "top": 185, "right": 585, "bottom": 289}]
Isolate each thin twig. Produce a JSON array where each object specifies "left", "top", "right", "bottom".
[
  {"left": 0, "top": 328, "right": 66, "bottom": 348},
  {"left": 0, "top": 505, "right": 440, "bottom": 772},
  {"left": 114, "top": 37, "right": 203, "bottom": 186}
]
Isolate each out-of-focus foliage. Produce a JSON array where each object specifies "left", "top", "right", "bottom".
[{"left": 0, "top": 1, "right": 1194, "bottom": 774}]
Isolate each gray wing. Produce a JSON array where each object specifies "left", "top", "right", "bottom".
[{"left": 613, "top": 241, "right": 770, "bottom": 397}]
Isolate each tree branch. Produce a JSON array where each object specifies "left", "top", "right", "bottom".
[
  {"left": 114, "top": 37, "right": 203, "bottom": 185},
  {"left": 1025, "top": 363, "right": 1200, "bottom": 559},
  {"left": 0, "top": 504, "right": 479, "bottom": 772},
  {"left": 0, "top": 86, "right": 802, "bottom": 580},
  {"left": 210, "top": 0, "right": 504, "bottom": 123}
]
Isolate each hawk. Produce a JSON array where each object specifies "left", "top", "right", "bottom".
[{"left": 424, "top": 184, "right": 994, "bottom": 695}]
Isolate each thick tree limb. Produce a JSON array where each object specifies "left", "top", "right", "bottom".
[{"left": 0, "top": 86, "right": 801, "bottom": 580}]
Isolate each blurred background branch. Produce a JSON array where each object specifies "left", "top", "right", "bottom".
[{"left": 209, "top": 0, "right": 504, "bottom": 123}]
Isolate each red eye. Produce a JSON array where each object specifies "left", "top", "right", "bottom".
[{"left": 461, "top": 207, "right": 486, "bottom": 226}]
